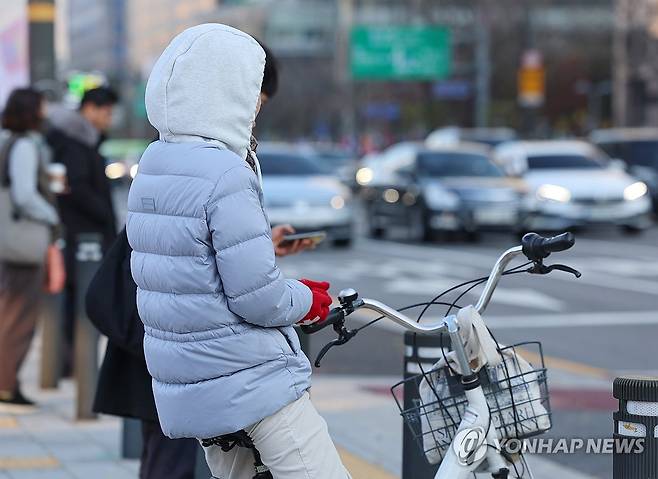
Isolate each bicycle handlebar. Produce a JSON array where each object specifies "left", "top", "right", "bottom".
[
  {"left": 300, "top": 231, "right": 577, "bottom": 336},
  {"left": 299, "top": 307, "right": 345, "bottom": 334},
  {"left": 522, "top": 232, "right": 575, "bottom": 261}
]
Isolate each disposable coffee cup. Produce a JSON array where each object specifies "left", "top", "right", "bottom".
[{"left": 47, "top": 163, "right": 67, "bottom": 194}]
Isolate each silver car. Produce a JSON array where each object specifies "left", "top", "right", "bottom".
[
  {"left": 258, "top": 145, "right": 354, "bottom": 247},
  {"left": 494, "top": 140, "right": 652, "bottom": 233}
]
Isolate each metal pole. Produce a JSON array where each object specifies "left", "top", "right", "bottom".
[
  {"left": 73, "top": 233, "right": 102, "bottom": 420},
  {"left": 521, "top": 2, "right": 537, "bottom": 136},
  {"left": 195, "top": 445, "right": 212, "bottom": 479},
  {"left": 336, "top": 0, "right": 355, "bottom": 141},
  {"left": 40, "top": 292, "right": 63, "bottom": 389},
  {"left": 122, "top": 418, "right": 142, "bottom": 459},
  {"left": 27, "top": 0, "right": 56, "bottom": 85},
  {"left": 122, "top": 419, "right": 211, "bottom": 478},
  {"left": 474, "top": 1, "right": 491, "bottom": 128},
  {"left": 613, "top": 0, "right": 629, "bottom": 127}
]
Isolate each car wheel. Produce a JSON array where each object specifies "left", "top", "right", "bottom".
[
  {"left": 367, "top": 220, "right": 385, "bottom": 238},
  {"left": 365, "top": 203, "right": 386, "bottom": 239},
  {"left": 464, "top": 230, "right": 481, "bottom": 243},
  {"left": 409, "top": 205, "right": 435, "bottom": 242},
  {"left": 333, "top": 238, "right": 353, "bottom": 248},
  {"left": 621, "top": 224, "right": 645, "bottom": 235}
]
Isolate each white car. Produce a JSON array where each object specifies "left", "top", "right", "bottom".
[
  {"left": 355, "top": 141, "right": 422, "bottom": 189},
  {"left": 257, "top": 145, "right": 354, "bottom": 247},
  {"left": 493, "top": 140, "right": 652, "bottom": 233}
]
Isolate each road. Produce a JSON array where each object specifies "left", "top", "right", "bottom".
[{"left": 277, "top": 226, "right": 658, "bottom": 479}]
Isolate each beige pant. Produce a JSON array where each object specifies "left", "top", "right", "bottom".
[{"left": 203, "top": 392, "right": 351, "bottom": 479}]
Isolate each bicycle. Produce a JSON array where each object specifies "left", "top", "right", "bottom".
[{"left": 300, "top": 232, "right": 582, "bottom": 479}]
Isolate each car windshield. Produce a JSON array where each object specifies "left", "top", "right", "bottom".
[
  {"left": 416, "top": 152, "right": 503, "bottom": 177},
  {"left": 625, "top": 141, "right": 658, "bottom": 168},
  {"left": 258, "top": 152, "right": 328, "bottom": 176},
  {"left": 314, "top": 151, "right": 353, "bottom": 166},
  {"left": 527, "top": 154, "right": 605, "bottom": 170}
]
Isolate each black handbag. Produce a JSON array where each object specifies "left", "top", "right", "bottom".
[{"left": 85, "top": 227, "right": 144, "bottom": 357}]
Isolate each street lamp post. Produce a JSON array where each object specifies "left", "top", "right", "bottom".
[
  {"left": 613, "top": 0, "right": 629, "bottom": 127},
  {"left": 27, "top": 0, "right": 56, "bottom": 86}
]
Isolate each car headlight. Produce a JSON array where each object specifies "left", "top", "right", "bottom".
[
  {"left": 330, "top": 195, "right": 345, "bottom": 209},
  {"left": 129, "top": 164, "right": 139, "bottom": 179},
  {"left": 423, "top": 184, "right": 459, "bottom": 210},
  {"left": 624, "top": 181, "right": 648, "bottom": 201},
  {"left": 105, "top": 162, "right": 126, "bottom": 180},
  {"left": 536, "top": 184, "right": 571, "bottom": 203},
  {"left": 356, "top": 167, "right": 373, "bottom": 186},
  {"left": 383, "top": 188, "right": 400, "bottom": 203}
]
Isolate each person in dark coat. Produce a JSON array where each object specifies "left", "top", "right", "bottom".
[
  {"left": 45, "top": 87, "right": 118, "bottom": 373},
  {"left": 86, "top": 228, "right": 199, "bottom": 479}
]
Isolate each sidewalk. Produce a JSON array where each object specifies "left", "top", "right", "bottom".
[{"left": 1, "top": 334, "right": 602, "bottom": 479}]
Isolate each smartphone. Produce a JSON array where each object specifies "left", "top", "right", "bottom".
[{"left": 280, "top": 231, "right": 327, "bottom": 247}]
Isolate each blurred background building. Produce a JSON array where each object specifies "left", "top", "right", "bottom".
[{"left": 2, "top": 0, "right": 658, "bottom": 143}]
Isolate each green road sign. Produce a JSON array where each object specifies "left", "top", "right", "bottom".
[{"left": 351, "top": 26, "right": 451, "bottom": 81}]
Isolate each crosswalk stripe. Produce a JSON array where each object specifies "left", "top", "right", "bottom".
[
  {"left": 337, "top": 447, "right": 397, "bottom": 479},
  {"left": 0, "top": 417, "right": 17, "bottom": 428},
  {"left": 358, "top": 239, "right": 658, "bottom": 297},
  {"left": 0, "top": 456, "right": 59, "bottom": 469}
]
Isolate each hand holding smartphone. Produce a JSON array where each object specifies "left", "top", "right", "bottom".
[{"left": 279, "top": 231, "right": 326, "bottom": 248}]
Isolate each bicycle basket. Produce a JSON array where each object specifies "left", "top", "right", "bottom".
[{"left": 391, "top": 341, "right": 552, "bottom": 465}]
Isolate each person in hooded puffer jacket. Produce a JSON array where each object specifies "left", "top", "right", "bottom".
[{"left": 126, "top": 24, "right": 350, "bottom": 479}]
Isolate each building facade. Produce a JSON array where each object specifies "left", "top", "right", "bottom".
[{"left": 67, "top": 0, "right": 126, "bottom": 77}]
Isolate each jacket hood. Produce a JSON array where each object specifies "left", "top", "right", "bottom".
[
  {"left": 48, "top": 104, "right": 100, "bottom": 148},
  {"left": 145, "top": 24, "right": 265, "bottom": 159}
]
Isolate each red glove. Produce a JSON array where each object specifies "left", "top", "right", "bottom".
[{"left": 298, "top": 279, "right": 332, "bottom": 326}]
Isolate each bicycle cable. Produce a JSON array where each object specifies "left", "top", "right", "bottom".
[
  {"left": 320, "top": 258, "right": 535, "bottom": 464},
  {"left": 414, "top": 262, "right": 531, "bottom": 391},
  {"left": 409, "top": 261, "right": 532, "bottom": 461},
  {"left": 393, "top": 261, "right": 532, "bottom": 448}
]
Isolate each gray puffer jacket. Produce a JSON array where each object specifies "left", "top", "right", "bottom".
[{"left": 126, "top": 24, "right": 312, "bottom": 439}]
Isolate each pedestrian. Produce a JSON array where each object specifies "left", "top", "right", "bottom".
[
  {"left": 46, "top": 87, "right": 118, "bottom": 375},
  {"left": 87, "top": 40, "right": 314, "bottom": 479},
  {"left": 0, "top": 88, "right": 66, "bottom": 412},
  {"left": 126, "top": 24, "right": 349, "bottom": 478}
]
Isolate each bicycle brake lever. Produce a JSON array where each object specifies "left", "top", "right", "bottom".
[
  {"left": 314, "top": 339, "right": 341, "bottom": 368},
  {"left": 527, "top": 261, "right": 581, "bottom": 278},
  {"left": 313, "top": 327, "right": 358, "bottom": 368},
  {"left": 545, "top": 263, "right": 582, "bottom": 278}
]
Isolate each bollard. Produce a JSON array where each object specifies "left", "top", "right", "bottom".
[
  {"left": 121, "top": 418, "right": 211, "bottom": 479},
  {"left": 73, "top": 233, "right": 103, "bottom": 420},
  {"left": 402, "top": 331, "right": 449, "bottom": 479},
  {"left": 195, "top": 445, "right": 212, "bottom": 479},
  {"left": 613, "top": 376, "right": 658, "bottom": 478},
  {"left": 122, "top": 418, "right": 142, "bottom": 459},
  {"left": 40, "top": 292, "right": 64, "bottom": 389}
]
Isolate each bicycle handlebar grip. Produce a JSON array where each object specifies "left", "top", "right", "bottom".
[
  {"left": 522, "top": 231, "right": 575, "bottom": 260},
  {"left": 300, "top": 307, "right": 345, "bottom": 334}
]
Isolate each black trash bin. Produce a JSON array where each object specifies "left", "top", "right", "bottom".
[
  {"left": 399, "top": 331, "right": 448, "bottom": 479},
  {"left": 613, "top": 376, "right": 658, "bottom": 479}
]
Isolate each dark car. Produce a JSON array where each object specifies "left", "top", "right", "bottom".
[
  {"left": 364, "top": 143, "right": 526, "bottom": 241},
  {"left": 590, "top": 128, "right": 658, "bottom": 212}
]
